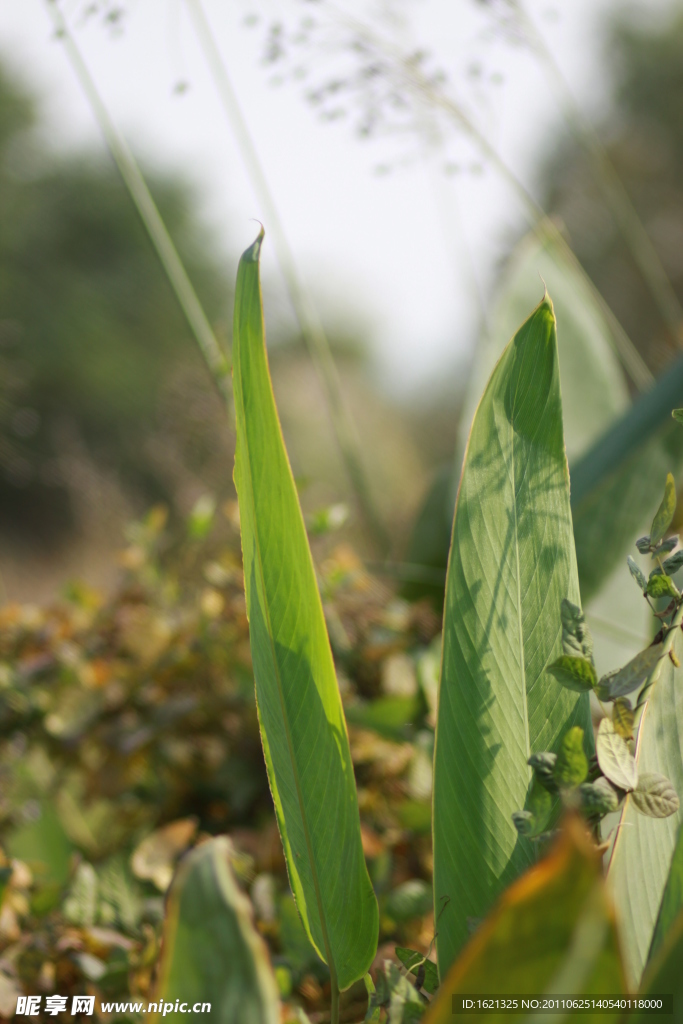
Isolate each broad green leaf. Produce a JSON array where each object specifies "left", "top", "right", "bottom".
[
  {"left": 627, "top": 555, "right": 647, "bottom": 592},
  {"left": 650, "top": 472, "right": 677, "bottom": 548},
  {"left": 404, "top": 226, "right": 631, "bottom": 606},
  {"left": 560, "top": 598, "right": 594, "bottom": 661},
  {"left": 608, "top": 625, "right": 683, "bottom": 985},
  {"left": 649, "top": 822, "right": 683, "bottom": 960},
  {"left": 547, "top": 655, "right": 597, "bottom": 693},
  {"left": 232, "top": 232, "right": 378, "bottom": 990},
  {"left": 394, "top": 948, "right": 439, "bottom": 995},
  {"left": 612, "top": 697, "right": 635, "bottom": 739},
  {"left": 595, "top": 645, "right": 665, "bottom": 701},
  {"left": 632, "top": 772, "right": 680, "bottom": 819},
  {"left": 555, "top": 727, "right": 588, "bottom": 788},
  {"left": 579, "top": 778, "right": 622, "bottom": 817},
  {"left": 153, "top": 838, "right": 280, "bottom": 1024},
  {"left": 633, "top": 907, "right": 683, "bottom": 1021},
  {"left": 572, "top": 359, "right": 683, "bottom": 602},
  {"left": 646, "top": 573, "right": 680, "bottom": 600},
  {"left": 433, "top": 297, "right": 593, "bottom": 975},
  {"left": 423, "top": 820, "right": 627, "bottom": 1024},
  {"left": 596, "top": 719, "right": 638, "bottom": 791}
]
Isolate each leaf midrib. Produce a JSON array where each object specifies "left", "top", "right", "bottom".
[
  {"left": 236, "top": 282, "right": 337, "bottom": 985},
  {"left": 509, "top": 389, "right": 531, "bottom": 771}
]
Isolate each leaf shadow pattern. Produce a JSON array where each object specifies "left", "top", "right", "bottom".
[{"left": 433, "top": 299, "right": 593, "bottom": 975}]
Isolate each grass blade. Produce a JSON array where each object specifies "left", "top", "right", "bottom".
[
  {"left": 424, "top": 819, "right": 627, "bottom": 1024},
  {"left": 232, "top": 231, "right": 378, "bottom": 993},
  {"left": 433, "top": 296, "right": 593, "bottom": 975},
  {"left": 153, "top": 838, "right": 280, "bottom": 1024}
]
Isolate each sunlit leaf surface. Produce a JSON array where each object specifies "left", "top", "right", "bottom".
[
  {"left": 232, "top": 231, "right": 378, "bottom": 990},
  {"left": 433, "top": 297, "right": 592, "bottom": 975}
]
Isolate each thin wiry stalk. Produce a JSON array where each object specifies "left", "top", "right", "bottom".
[
  {"left": 45, "top": 0, "right": 231, "bottom": 406},
  {"left": 184, "top": 0, "right": 391, "bottom": 554},
  {"left": 509, "top": 0, "right": 683, "bottom": 350},
  {"left": 323, "top": 1, "right": 654, "bottom": 392}
]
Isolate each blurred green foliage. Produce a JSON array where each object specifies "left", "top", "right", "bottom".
[
  {"left": 543, "top": 10, "right": 683, "bottom": 371},
  {"left": 0, "top": 63, "right": 227, "bottom": 543}
]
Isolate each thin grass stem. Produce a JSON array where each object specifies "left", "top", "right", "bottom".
[
  {"left": 184, "top": 0, "right": 391, "bottom": 554},
  {"left": 45, "top": 0, "right": 231, "bottom": 406}
]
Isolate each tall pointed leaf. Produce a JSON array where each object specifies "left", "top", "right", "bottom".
[
  {"left": 433, "top": 297, "right": 593, "bottom": 975},
  {"left": 232, "top": 231, "right": 378, "bottom": 991},
  {"left": 649, "top": 822, "right": 683, "bottom": 960},
  {"left": 153, "top": 838, "right": 280, "bottom": 1024},
  {"left": 572, "top": 355, "right": 683, "bottom": 602},
  {"left": 403, "top": 226, "right": 631, "bottom": 606},
  {"left": 424, "top": 819, "right": 627, "bottom": 1024},
  {"left": 633, "top": 908, "right": 683, "bottom": 1020},
  {"left": 608, "top": 624, "right": 683, "bottom": 986}
]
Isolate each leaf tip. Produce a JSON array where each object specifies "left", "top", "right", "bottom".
[{"left": 242, "top": 224, "right": 265, "bottom": 264}]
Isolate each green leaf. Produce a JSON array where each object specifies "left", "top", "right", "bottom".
[
  {"left": 403, "top": 224, "right": 632, "bottom": 607},
  {"left": 650, "top": 472, "right": 677, "bottom": 548},
  {"left": 651, "top": 548, "right": 683, "bottom": 577},
  {"left": 608, "top": 627, "right": 683, "bottom": 984},
  {"left": 572, "top": 360, "right": 683, "bottom": 603},
  {"left": 673, "top": 409, "right": 683, "bottom": 425},
  {"left": 153, "top": 838, "right": 280, "bottom": 1024},
  {"left": 646, "top": 573, "right": 680, "bottom": 599},
  {"left": 633, "top": 908, "right": 683, "bottom": 1020},
  {"left": 513, "top": 776, "right": 553, "bottom": 839},
  {"left": 394, "top": 948, "right": 439, "bottom": 995},
  {"left": 433, "top": 296, "right": 593, "bottom": 975},
  {"left": 579, "top": 777, "right": 622, "bottom": 817},
  {"left": 597, "top": 719, "right": 638, "bottom": 791},
  {"left": 383, "top": 962, "right": 426, "bottom": 1023},
  {"left": 232, "top": 232, "right": 378, "bottom": 990},
  {"left": 559, "top": 598, "right": 594, "bottom": 661},
  {"left": 612, "top": 697, "right": 635, "bottom": 739},
  {"left": 555, "top": 727, "right": 588, "bottom": 787},
  {"left": 627, "top": 556, "right": 647, "bottom": 592},
  {"left": 636, "top": 535, "right": 652, "bottom": 554},
  {"left": 631, "top": 772, "right": 680, "bottom": 819},
  {"left": 595, "top": 645, "right": 665, "bottom": 701},
  {"left": 547, "top": 655, "right": 597, "bottom": 693},
  {"left": 649, "top": 822, "right": 683, "bottom": 961},
  {"left": 423, "top": 821, "right": 627, "bottom": 1024}
]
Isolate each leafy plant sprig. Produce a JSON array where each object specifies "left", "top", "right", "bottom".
[{"left": 514, "top": 472, "right": 683, "bottom": 840}]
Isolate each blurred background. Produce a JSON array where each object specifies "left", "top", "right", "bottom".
[
  {"left": 0, "top": 0, "right": 682, "bottom": 1016},
  {"left": 0, "top": 0, "right": 678, "bottom": 597}
]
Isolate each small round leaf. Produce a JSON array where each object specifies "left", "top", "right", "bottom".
[{"left": 631, "top": 772, "right": 680, "bottom": 819}]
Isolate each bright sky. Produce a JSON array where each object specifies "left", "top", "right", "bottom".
[{"left": 0, "top": 0, "right": 678, "bottom": 394}]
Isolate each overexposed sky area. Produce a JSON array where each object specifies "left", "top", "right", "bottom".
[{"left": 0, "top": 0, "right": 679, "bottom": 394}]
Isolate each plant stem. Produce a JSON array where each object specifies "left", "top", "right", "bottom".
[
  {"left": 330, "top": 976, "right": 340, "bottom": 1024},
  {"left": 44, "top": 0, "right": 231, "bottom": 406},
  {"left": 184, "top": 0, "right": 391, "bottom": 554}
]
